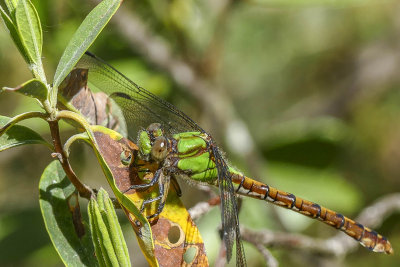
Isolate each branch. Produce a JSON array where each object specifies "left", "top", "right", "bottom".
[
  {"left": 241, "top": 193, "right": 400, "bottom": 257},
  {"left": 326, "top": 193, "right": 400, "bottom": 256},
  {"left": 254, "top": 244, "right": 279, "bottom": 267},
  {"left": 48, "top": 120, "right": 94, "bottom": 199},
  {"left": 188, "top": 196, "right": 221, "bottom": 220},
  {"left": 189, "top": 192, "right": 399, "bottom": 266},
  {"left": 241, "top": 226, "right": 335, "bottom": 256}
]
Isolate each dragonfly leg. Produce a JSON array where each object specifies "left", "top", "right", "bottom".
[
  {"left": 139, "top": 170, "right": 171, "bottom": 220},
  {"left": 146, "top": 202, "right": 165, "bottom": 219},
  {"left": 147, "top": 175, "right": 171, "bottom": 219},
  {"left": 140, "top": 195, "right": 163, "bottom": 213},
  {"left": 123, "top": 169, "right": 162, "bottom": 193}
]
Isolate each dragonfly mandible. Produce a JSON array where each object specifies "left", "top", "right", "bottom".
[{"left": 75, "top": 52, "right": 393, "bottom": 266}]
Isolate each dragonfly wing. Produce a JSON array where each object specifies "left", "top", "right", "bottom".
[
  {"left": 212, "top": 146, "right": 246, "bottom": 266},
  {"left": 76, "top": 52, "right": 203, "bottom": 139},
  {"left": 76, "top": 52, "right": 246, "bottom": 264}
]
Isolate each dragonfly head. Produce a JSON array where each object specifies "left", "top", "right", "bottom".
[
  {"left": 151, "top": 136, "right": 169, "bottom": 162},
  {"left": 138, "top": 123, "right": 169, "bottom": 163}
]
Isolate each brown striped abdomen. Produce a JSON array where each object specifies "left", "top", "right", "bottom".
[{"left": 231, "top": 173, "right": 393, "bottom": 254}]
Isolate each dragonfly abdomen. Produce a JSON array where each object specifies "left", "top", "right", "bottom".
[{"left": 230, "top": 173, "right": 393, "bottom": 255}]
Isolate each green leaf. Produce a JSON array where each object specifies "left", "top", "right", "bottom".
[
  {"left": 2, "top": 79, "right": 48, "bottom": 103},
  {"left": 39, "top": 160, "right": 98, "bottom": 267},
  {"left": 89, "top": 206, "right": 108, "bottom": 267},
  {"left": 88, "top": 197, "right": 119, "bottom": 267},
  {"left": 88, "top": 189, "right": 131, "bottom": 267},
  {"left": 53, "top": 0, "right": 122, "bottom": 89},
  {"left": 15, "top": 0, "right": 42, "bottom": 60},
  {"left": 97, "top": 188, "right": 131, "bottom": 266},
  {"left": 5, "top": 0, "right": 18, "bottom": 17},
  {"left": 0, "top": 115, "right": 50, "bottom": 151},
  {"left": 15, "top": 0, "right": 46, "bottom": 82},
  {"left": 0, "top": 6, "right": 30, "bottom": 63}
]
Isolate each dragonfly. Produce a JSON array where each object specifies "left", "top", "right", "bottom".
[{"left": 75, "top": 52, "right": 393, "bottom": 266}]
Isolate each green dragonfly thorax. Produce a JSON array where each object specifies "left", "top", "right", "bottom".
[
  {"left": 171, "top": 131, "right": 218, "bottom": 183},
  {"left": 171, "top": 132, "right": 245, "bottom": 183},
  {"left": 138, "top": 125, "right": 223, "bottom": 183}
]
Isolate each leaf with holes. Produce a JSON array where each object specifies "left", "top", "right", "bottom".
[
  {"left": 125, "top": 185, "right": 209, "bottom": 266},
  {"left": 92, "top": 126, "right": 208, "bottom": 266}
]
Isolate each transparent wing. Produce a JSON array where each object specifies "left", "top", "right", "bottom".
[
  {"left": 77, "top": 52, "right": 246, "bottom": 265},
  {"left": 212, "top": 146, "right": 246, "bottom": 266},
  {"left": 76, "top": 52, "right": 203, "bottom": 140}
]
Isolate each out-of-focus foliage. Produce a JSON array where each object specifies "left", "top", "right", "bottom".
[{"left": 1, "top": 0, "right": 399, "bottom": 266}]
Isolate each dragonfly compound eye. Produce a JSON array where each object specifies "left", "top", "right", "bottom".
[
  {"left": 120, "top": 150, "right": 133, "bottom": 166},
  {"left": 151, "top": 136, "right": 168, "bottom": 162}
]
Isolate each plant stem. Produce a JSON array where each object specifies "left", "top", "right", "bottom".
[
  {"left": 48, "top": 119, "right": 94, "bottom": 199},
  {"left": 63, "top": 133, "right": 90, "bottom": 157}
]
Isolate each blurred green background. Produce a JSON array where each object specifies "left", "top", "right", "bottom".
[{"left": 1, "top": 0, "right": 400, "bottom": 266}]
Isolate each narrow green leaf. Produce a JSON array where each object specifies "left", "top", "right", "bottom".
[
  {"left": 16, "top": 0, "right": 42, "bottom": 60},
  {"left": 0, "top": 6, "right": 31, "bottom": 63},
  {"left": 2, "top": 78, "right": 48, "bottom": 102},
  {"left": 39, "top": 160, "right": 98, "bottom": 267},
  {"left": 15, "top": 0, "right": 46, "bottom": 82},
  {"left": 88, "top": 197, "right": 119, "bottom": 267},
  {"left": 53, "top": 0, "right": 122, "bottom": 89},
  {"left": 97, "top": 188, "right": 131, "bottom": 266},
  {"left": 89, "top": 203, "right": 108, "bottom": 267},
  {"left": 0, "top": 115, "right": 50, "bottom": 151},
  {"left": 5, "top": 0, "right": 18, "bottom": 16}
]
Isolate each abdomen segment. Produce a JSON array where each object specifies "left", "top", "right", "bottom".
[{"left": 231, "top": 173, "right": 393, "bottom": 254}]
